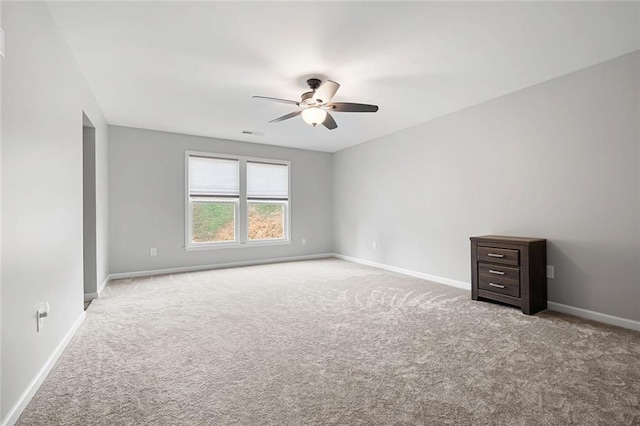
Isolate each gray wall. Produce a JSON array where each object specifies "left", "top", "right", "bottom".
[
  {"left": 333, "top": 51, "right": 640, "bottom": 322},
  {"left": 1, "top": 2, "right": 109, "bottom": 419},
  {"left": 108, "top": 126, "right": 333, "bottom": 274}
]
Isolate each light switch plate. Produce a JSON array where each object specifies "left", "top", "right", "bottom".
[
  {"left": 546, "top": 265, "right": 555, "bottom": 279},
  {"left": 0, "top": 29, "right": 5, "bottom": 58}
]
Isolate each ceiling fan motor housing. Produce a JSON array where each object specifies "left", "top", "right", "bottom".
[
  {"left": 306, "top": 78, "right": 322, "bottom": 90},
  {"left": 300, "top": 91, "right": 320, "bottom": 107},
  {"left": 302, "top": 78, "right": 331, "bottom": 106}
]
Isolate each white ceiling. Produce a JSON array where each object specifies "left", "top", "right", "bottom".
[{"left": 47, "top": 1, "right": 640, "bottom": 153}]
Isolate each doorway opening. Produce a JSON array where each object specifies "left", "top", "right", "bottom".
[{"left": 82, "top": 113, "right": 97, "bottom": 309}]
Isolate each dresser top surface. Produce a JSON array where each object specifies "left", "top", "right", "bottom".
[{"left": 470, "top": 235, "right": 546, "bottom": 243}]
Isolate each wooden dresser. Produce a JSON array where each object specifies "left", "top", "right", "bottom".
[{"left": 470, "top": 235, "right": 547, "bottom": 315}]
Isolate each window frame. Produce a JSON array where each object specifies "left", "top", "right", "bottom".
[
  {"left": 246, "top": 199, "right": 289, "bottom": 243},
  {"left": 188, "top": 197, "right": 239, "bottom": 248},
  {"left": 184, "top": 150, "right": 291, "bottom": 250}
]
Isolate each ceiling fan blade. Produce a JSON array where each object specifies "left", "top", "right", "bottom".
[
  {"left": 327, "top": 102, "right": 378, "bottom": 113},
  {"left": 269, "top": 110, "right": 302, "bottom": 123},
  {"left": 322, "top": 112, "right": 338, "bottom": 130},
  {"left": 314, "top": 80, "right": 340, "bottom": 104},
  {"left": 252, "top": 96, "right": 299, "bottom": 106}
]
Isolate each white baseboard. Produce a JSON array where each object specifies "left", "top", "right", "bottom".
[
  {"left": 547, "top": 302, "right": 640, "bottom": 332},
  {"left": 84, "top": 275, "right": 111, "bottom": 302},
  {"left": 332, "top": 253, "right": 471, "bottom": 290},
  {"left": 333, "top": 253, "right": 640, "bottom": 332},
  {"left": 98, "top": 274, "right": 110, "bottom": 296},
  {"left": 109, "top": 253, "right": 334, "bottom": 280},
  {"left": 83, "top": 292, "right": 98, "bottom": 302},
  {"left": 1, "top": 311, "right": 86, "bottom": 426},
  {"left": 84, "top": 275, "right": 111, "bottom": 301}
]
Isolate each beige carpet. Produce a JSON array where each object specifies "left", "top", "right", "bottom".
[{"left": 18, "top": 259, "right": 640, "bottom": 425}]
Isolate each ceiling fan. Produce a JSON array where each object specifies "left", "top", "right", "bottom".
[{"left": 252, "top": 78, "right": 379, "bottom": 130}]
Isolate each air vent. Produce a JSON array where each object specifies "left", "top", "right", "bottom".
[{"left": 242, "top": 130, "right": 266, "bottom": 136}]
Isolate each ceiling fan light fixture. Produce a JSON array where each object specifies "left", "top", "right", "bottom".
[
  {"left": 253, "top": 78, "right": 378, "bottom": 130},
  {"left": 302, "top": 107, "right": 327, "bottom": 127}
]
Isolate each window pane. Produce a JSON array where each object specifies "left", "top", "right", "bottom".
[
  {"left": 189, "top": 156, "right": 239, "bottom": 196},
  {"left": 191, "top": 202, "right": 236, "bottom": 243},
  {"left": 248, "top": 202, "right": 285, "bottom": 240},
  {"left": 247, "top": 162, "right": 288, "bottom": 199}
]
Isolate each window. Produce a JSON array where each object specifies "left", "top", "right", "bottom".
[
  {"left": 188, "top": 156, "right": 239, "bottom": 245},
  {"left": 186, "top": 152, "right": 290, "bottom": 249},
  {"left": 247, "top": 162, "right": 288, "bottom": 241}
]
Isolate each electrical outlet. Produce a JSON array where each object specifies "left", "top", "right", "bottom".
[
  {"left": 36, "top": 302, "right": 50, "bottom": 332},
  {"left": 301, "top": 238, "right": 307, "bottom": 245},
  {"left": 0, "top": 29, "right": 5, "bottom": 58},
  {"left": 150, "top": 248, "right": 157, "bottom": 256},
  {"left": 372, "top": 241, "right": 377, "bottom": 250},
  {"left": 546, "top": 265, "right": 555, "bottom": 279}
]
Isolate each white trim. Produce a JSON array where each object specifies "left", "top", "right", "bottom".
[
  {"left": 109, "top": 253, "right": 333, "bottom": 280},
  {"left": 333, "top": 253, "right": 640, "bottom": 332},
  {"left": 1, "top": 312, "right": 86, "bottom": 426},
  {"left": 246, "top": 198, "right": 290, "bottom": 243},
  {"left": 332, "top": 253, "right": 471, "bottom": 290},
  {"left": 83, "top": 293, "right": 98, "bottom": 302},
  {"left": 98, "top": 274, "right": 110, "bottom": 296},
  {"left": 83, "top": 275, "right": 111, "bottom": 301},
  {"left": 547, "top": 302, "right": 640, "bottom": 332},
  {"left": 239, "top": 158, "right": 247, "bottom": 243},
  {"left": 184, "top": 240, "right": 292, "bottom": 251}
]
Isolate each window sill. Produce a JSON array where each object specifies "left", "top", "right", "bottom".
[{"left": 185, "top": 240, "right": 292, "bottom": 251}]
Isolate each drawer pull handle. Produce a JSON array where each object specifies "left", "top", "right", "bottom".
[
  {"left": 487, "top": 253, "right": 504, "bottom": 258},
  {"left": 489, "top": 270, "right": 505, "bottom": 275},
  {"left": 489, "top": 283, "right": 506, "bottom": 289}
]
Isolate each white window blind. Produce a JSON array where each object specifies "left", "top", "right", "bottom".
[
  {"left": 189, "top": 156, "right": 239, "bottom": 196},
  {"left": 247, "top": 162, "right": 289, "bottom": 200}
]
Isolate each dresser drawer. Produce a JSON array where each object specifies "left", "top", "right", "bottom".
[
  {"left": 477, "top": 247, "right": 519, "bottom": 266},
  {"left": 478, "top": 263, "right": 519, "bottom": 284},
  {"left": 478, "top": 274, "right": 520, "bottom": 298}
]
